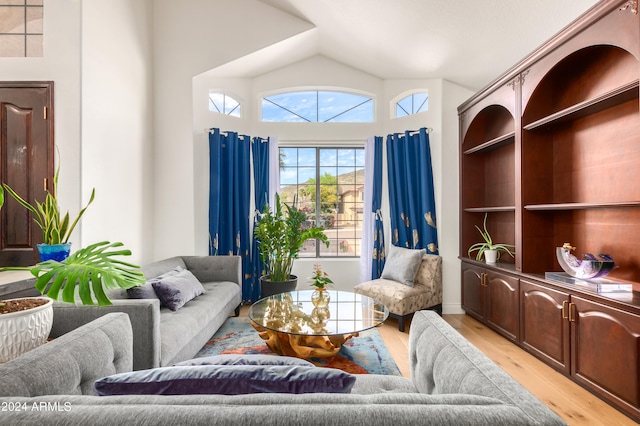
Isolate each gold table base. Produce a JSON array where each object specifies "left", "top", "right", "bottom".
[{"left": 251, "top": 323, "right": 358, "bottom": 358}]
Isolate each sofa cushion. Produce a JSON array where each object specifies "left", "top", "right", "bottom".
[
  {"left": 94, "top": 365, "right": 356, "bottom": 396},
  {"left": 152, "top": 269, "right": 206, "bottom": 311},
  {"left": 174, "top": 354, "right": 314, "bottom": 367},
  {"left": 158, "top": 281, "right": 240, "bottom": 366},
  {"left": 380, "top": 245, "right": 426, "bottom": 287}
]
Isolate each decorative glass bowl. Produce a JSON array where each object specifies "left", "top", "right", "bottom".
[{"left": 556, "top": 245, "right": 616, "bottom": 279}]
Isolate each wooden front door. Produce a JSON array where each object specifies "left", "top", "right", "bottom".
[{"left": 0, "top": 82, "right": 54, "bottom": 266}]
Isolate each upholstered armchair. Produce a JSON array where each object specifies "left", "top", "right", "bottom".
[{"left": 355, "top": 253, "right": 442, "bottom": 332}]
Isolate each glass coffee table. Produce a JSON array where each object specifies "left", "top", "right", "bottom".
[{"left": 249, "top": 290, "right": 388, "bottom": 359}]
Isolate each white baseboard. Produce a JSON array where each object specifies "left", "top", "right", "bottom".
[{"left": 442, "top": 303, "right": 465, "bottom": 315}]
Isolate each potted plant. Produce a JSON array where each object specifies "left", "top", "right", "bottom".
[
  {"left": 309, "top": 263, "right": 334, "bottom": 291},
  {"left": 0, "top": 176, "right": 144, "bottom": 362},
  {"left": 467, "top": 213, "right": 515, "bottom": 263},
  {"left": 0, "top": 240, "right": 145, "bottom": 363},
  {"left": 309, "top": 263, "right": 333, "bottom": 308},
  {"left": 1, "top": 157, "right": 95, "bottom": 261},
  {"left": 254, "top": 193, "right": 329, "bottom": 297}
]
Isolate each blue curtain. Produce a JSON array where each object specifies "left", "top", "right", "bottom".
[
  {"left": 209, "top": 129, "right": 252, "bottom": 298},
  {"left": 250, "top": 137, "right": 270, "bottom": 303},
  {"left": 371, "top": 136, "right": 386, "bottom": 279},
  {"left": 386, "top": 128, "right": 438, "bottom": 253}
]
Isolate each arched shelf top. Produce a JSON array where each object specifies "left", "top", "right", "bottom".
[
  {"left": 522, "top": 44, "right": 639, "bottom": 128},
  {"left": 462, "top": 104, "right": 515, "bottom": 154}
]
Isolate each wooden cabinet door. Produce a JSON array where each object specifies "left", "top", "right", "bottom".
[
  {"left": 486, "top": 270, "right": 519, "bottom": 342},
  {"left": 461, "top": 262, "right": 485, "bottom": 321},
  {"left": 571, "top": 296, "right": 640, "bottom": 418},
  {"left": 520, "top": 279, "right": 570, "bottom": 374},
  {"left": 0, "top": 82, "right": 53, "bottom": 266}
]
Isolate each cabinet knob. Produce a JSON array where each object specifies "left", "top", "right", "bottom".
[{"left": 569, "top": 303, "right": 576, "bottom": 322}]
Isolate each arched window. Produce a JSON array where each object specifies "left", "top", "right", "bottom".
[
  {"left": 209, "top": 92, "right": 241, "bottom": 117},
  {"left": 262, "top": 90, "right": 374, "bottom": 122},
  {"left": 394, "top": 91, "right": 428, "bottom": 118}
]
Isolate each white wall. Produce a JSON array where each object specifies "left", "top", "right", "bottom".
[
  {"left": 0, "top": 1, "right": 82, "bottom": 248},
  {"left": 81, "top": 0, "right": 154, "bottom": 263},
  {"left": 0, "top": 0, "right": 155, "bottom": 265},
  {"left": 153, "top": 0, "right": 315, "bottom": 260}
]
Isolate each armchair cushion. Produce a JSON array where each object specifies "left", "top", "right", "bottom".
[{"left": 355, "top": 254, "right": 442, "bottom": 317}]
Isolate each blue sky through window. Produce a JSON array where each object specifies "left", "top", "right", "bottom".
[
  {"left": 262, "top": 90, "right": 373, "bottom": 122},
  {"left": 396, "top": 92, "right": 428, "bottom": 118}
]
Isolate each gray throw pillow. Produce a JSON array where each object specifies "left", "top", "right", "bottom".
[
  {"left": 94, "top": 364, "right": 356, "bottom": 396},
  {"left": 151, "top": 269, "right": 206, "bottom": 311},
  {"left": 380, "top": 245, "right": 426, "bottom": 287},
  {"left": 127, "top": 266, "right": 184, "bottom": 300}
]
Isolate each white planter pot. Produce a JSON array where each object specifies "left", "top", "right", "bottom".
[
  {"left": 484, "top": 249, "right": 498, "bottom": 263},
  {"left": 0, "top": 297, "right": 53, "bottom": 363}
]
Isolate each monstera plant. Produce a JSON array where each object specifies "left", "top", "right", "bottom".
[{"left": 0, "top": 241, "right": 145, "bottom": 306}]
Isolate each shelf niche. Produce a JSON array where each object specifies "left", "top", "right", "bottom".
[
  {"left": 461, "top": 104, "right": 516, "bottom": 263},
  {"left": 520, "top": 44, "right": 640, "bottom": 280}
]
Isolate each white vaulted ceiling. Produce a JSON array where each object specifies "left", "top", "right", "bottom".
[{"left": 213, "top": 0, "right": 600, "bottom": 90}]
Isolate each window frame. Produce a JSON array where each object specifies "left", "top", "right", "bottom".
[
  {"left": 261, "top": 88, "right": 376, "bottom": 123},
  {"left": 392, "top": 90, "right": 429, "bottom": 119},
  {"left": 278, "top": 143, "right": 365, "bottom": 258},
  {"left": 208, "top": 92, "right": 242, "bottom": 117}
]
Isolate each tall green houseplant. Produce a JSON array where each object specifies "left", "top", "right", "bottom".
[
  {"left": 0, "top": 158, "right": 144, "bottom": 307},
  {"left": 1, "top": 159, "right": 95, "bottom": 246},
  {"left": 254, "top": 193, "right": 329, "bottom": 282}
]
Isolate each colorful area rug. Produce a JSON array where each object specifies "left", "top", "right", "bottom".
[{"left": 195, "top": 317, "right": 402, "bottom": 376}]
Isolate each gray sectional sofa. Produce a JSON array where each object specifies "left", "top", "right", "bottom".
[
  {"left": 50, "top": 255, "right": 242, "bottom": 370},
  {"left": 0, "top": 310, "right": 566, "bottom": 425}
]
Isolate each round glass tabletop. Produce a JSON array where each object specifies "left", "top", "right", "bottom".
[{"left": 249, "top": 290, "right": 388, "bottom": 337}]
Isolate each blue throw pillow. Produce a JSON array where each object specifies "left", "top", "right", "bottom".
[
  {"left": 174, "top": 354, "right": 314, "bottom": 367},
  {"left": 151, "top": 269, "right": 206, "bottom": 311},
  {"left": 94, "top": 365, "right": 356, "bottom": 396}
]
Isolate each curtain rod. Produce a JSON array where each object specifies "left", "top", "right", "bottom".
[
  {"left": 406, "top": 128, "right": 433, "bottom": 134},
  {"left": 204, "top": 128, "right": 268, "bottom": 142}
]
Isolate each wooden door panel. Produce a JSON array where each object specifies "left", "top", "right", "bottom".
[
  {"left": 572, "top": 296, "right": 640, "bottom": 414},
  {"left": 0, "top": 82, "right": 53, "bottom": 266},
  {"left": 486, "top": 271, "right": 519, "bottom": 342},
  {"left": 520, "top": 279, "right": 570, "bottom": 373},
  {"left": 461, "top": 263, "right": 485, "bottom": 320}
]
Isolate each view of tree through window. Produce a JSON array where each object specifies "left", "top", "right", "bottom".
[
  {"left": 262, "top": 90, "right": 373, "bottom": 122},
  {"left": 395, "top": 92, "right": 428, "bottom": 118},
  {"left": 279, "top": 147, "right": 364, "bottom": 257}
]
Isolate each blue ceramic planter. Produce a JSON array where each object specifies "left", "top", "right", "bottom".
[{"left": 37, "top": 243, "right": 71, "bottom": 262}]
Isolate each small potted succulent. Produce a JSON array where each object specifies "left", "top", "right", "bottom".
[{"left": 468, "top": 213, "right": 515, "bottom": 263}]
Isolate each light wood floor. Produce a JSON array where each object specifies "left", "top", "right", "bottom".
[{"left": 378, "top": 314, "right": 638, "bottom": 426}]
